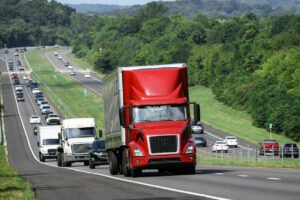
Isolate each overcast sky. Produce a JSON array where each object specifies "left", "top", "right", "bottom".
[{"left": 55, "top": 0, "right": 175, "bottom": 6}]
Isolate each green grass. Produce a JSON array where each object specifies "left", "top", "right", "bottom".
[
  {"left": 24, "top": 49, "right": 104, "bottom": 132},
  {"left": 197, "top": 151, "right": 300, "bottom": 168},
  {"left": 189, "top": 85, "right": 299, "bottom": 146},
  {"left": 65, "top": 53, "right": 105, "bottom": 78}
]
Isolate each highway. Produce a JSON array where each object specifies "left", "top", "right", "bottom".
[{"left": 1, "top": 48, "right": 300, "bottom": 200}]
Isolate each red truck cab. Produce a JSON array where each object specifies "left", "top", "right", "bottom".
[{"left": 259, "top": 139, "right": 279, "bottom": 155}]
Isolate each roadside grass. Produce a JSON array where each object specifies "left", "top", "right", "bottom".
[
  {"left": 65, "top": 53, "right": 105, "bottom": 78},
  {"left": 24, "top": 49, "right": 104, "bottom": 132},
  {"left": 0, "top": 84, "right": 35, "bottom": 199},
  {"left": 196, "top": 151, "right": 300, "bottom": 169},
  {"left": 189, "top": 85, "right": 298, "bottom": 146}
]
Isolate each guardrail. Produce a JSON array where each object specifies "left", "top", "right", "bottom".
[{"left": 23, "top": 53, "right": 75, "bottom": 118}]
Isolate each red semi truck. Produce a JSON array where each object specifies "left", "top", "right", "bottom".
[{"left": 102, "top": 63, "right": 200, "bottom": 177}]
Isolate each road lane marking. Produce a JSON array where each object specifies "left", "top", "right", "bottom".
[
  {"left": 215, "top": 173, "right": 224, "bottom": 175},
  {"left": 238, "top": 175, "right": 249, "bottom": 178},
  {"left": 5, "top": 53, "right": 232, "bottom": 200},
  {"left": 267, "top": 178, "right": 281, "bottom": 181}
]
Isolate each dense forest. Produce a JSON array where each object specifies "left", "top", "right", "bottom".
[{"left": 0, "top": 0, "right": 299, "bottom": 142}]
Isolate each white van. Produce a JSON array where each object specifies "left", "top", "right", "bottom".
[{"left": 37, "top": 125, "right": 61, "bottom": 162}]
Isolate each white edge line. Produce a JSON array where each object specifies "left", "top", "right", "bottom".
[
  {"left": 267, "top": 178, "right": 281, "bottom": 181},
  {"left": 3, "top": 54, "right": 231, "bottom": 200}
]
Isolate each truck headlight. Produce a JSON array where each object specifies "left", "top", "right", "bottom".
[
  {"left": 41, "top": 149, "right": 47, "bottom": 153},
  {"left": 133, "top": 146, "right": 143, "bottom": 157},
  {"left": 64, "top": 147, "right": 71, "bottom": 154},
  {"left": 185, "top": 144, "right": 194, "bottom": 154}
]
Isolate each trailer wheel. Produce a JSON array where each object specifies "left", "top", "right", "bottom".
[
  {"left": 57, "top": 153, "right": 62, "bottom": 167},
  {"left": 109, "top": 151, "right": 118, "bottom": 175},
  {"left": 122, "top": 150, "right": 131, "bottom": 177}
]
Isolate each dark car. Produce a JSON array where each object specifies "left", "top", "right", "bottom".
[
  {"left": 279, "top": 143, "right": 299, "bottom": 158},
  {"left": 13, "top": 79, "right": 20, "bottom": 85},
  {"left": 26, "top": 79, "right": 33, "bottom": 87},
  {"left": 64, "top": 62, "right": 69, "bottom": 66},
  {"left": 35, "top": 92, "right": 43, "bottom": 101},
  {"left": 191, "top": 122, "right": 204, "bottom": 134},
  {"left": 89, "top": 139, "right": 108, "bottom": 169},
  {"left": 16, "top": 60, "right": 21, "bottom": 66},
  {"left": 30, "top": 82, "right": 39, "bottom": 90},
  {"left": 194, "top": 136, "right": 207, "bottom": 147},
  {"left": 4, "top": 49, "right": 9, "bottom": 54},
  {"left": 8, "top": 60, "right": 13, "bottom": 66},
  {"left": 16, "top": 93, "right": 24, "bottom": 101}
]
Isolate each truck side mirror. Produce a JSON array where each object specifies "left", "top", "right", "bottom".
[
  {"left": 119, "top": 108, "right": 125, "bottom": 127},
  {"left": 99, "top": 130, "right": 103, "bottom": 138},
  {"left": 194, "top": 104, "right": 200, "bottom": 122}
]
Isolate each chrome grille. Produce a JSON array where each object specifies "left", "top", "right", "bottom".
[
  {"left": 149, "top": 135, "right": 178, "bottom": 154},
  {"left": 48, "top": 149, "right": 57, "bottom": 156},
  {"left": 71, "top": 143, "right": 91, "bottom": 154}
]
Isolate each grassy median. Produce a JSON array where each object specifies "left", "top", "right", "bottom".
[{"left": 24, "top": 49, "right": 104, "bottom": 132}]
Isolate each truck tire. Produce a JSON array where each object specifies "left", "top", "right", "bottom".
[
  {"left": 109, "top": 151, "right": 118, "bottom": 175},
  {"left": 122, "top": 150, "right": 131, "bottom": 177},
  {"left": 89, "top": 161, "right": 95, "bottom": 169},
  {"left": 39, "top": 152, "right": 45, "bottom": 162},
  {"left": 57, "top": 153, "right": 62, "bottom": 167},
  {"left": 84, "top": 161, "right": 89, "bottom": 166}
]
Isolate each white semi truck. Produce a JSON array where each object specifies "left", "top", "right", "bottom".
[
  {"left": 37, "top": 125, "right": 61, "bottom": 162},
  {"left": 57, "top": 118, "right": 96, "bottom": 167}
]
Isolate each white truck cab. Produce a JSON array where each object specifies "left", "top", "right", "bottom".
[
  {"left": 57, "top": 118, "right": 96, "bottom": 167},
  {"left": 37, "top": 125, "right": 61, "bottom": 162}
]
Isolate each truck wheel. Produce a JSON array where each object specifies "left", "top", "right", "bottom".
[
  {"left": 122, "top": 150, "right": 131, "bottom": 177},
  {"left": 57, "top": 153, "right": 62, "bottom": 167},
  {"left": 39, "top": 152, "right": 45, "bottom": 162},
  {"left": 109, "top": 151, "right": 118, "bottom": 175}
]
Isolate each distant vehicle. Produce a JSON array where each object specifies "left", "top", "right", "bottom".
[
  {"left": 212, "top": 141, "right": 228, "bottom": 153},
  {"left": 30, "top": 82, "right": 39, "bottom": 90},
  {"left": 64, "top": 62, "right": 69, "bottom": 66},
  {"left": 16, "top": 93, "right": 24, "bottom": 101},
  {"left": 4, "top": 49, "right": 9, "bottom": 54},
  {"left": 54, "top": 52, "right": 58, "bottom": 56},
  {"left": 23, "top": 75, "right": 29, "bottom": 80},
  {"left": 69, "top": 71, "right": 76, "bottom": 76},
  {"left": 39, "top": 101, "right": 49, "bottom": 110},
  {"left": 191, "top": 122, "right": 204, "bottom": 134},
  {"left": 19, "top": 65, "right": 25, "bottom": 70},
  {"left": 41, "top": 105, "right": 51, "bottom": 114},
  {"left": 89, "top": 139, "right": 108, "bottom": 169},
  {"left": 58, "top": 55, "right": 63, "bottom": 60},
  {"left": 9, "top": 66, "right": 14, "bottom": 71},
  {"left": 16, "top": 89, "right": 23, "bottom": 94},
  {"left": 44, "top": 110, "right": 54, "bottom": 118},
  {"left": 15, "top": 85, "right": 22, "bottom": 91},
  {"left": 15, "top": 48, "right": 19, "bottom": 52},
  {"left": 279, "top": 143, "right": 299, "bottom": 158},
  {"left": 37, "top": 125, "right": 61, "bottom": 162},
  {"left": 32, "top": 88, "right": 40, "bottom": 94},
  {"left": 29, "top": 115, "right": 41, "bottom": 124},
  {"left": 259, "top": 139, "right": 279, "bottom": 156},
  {"left": 14, "top": 52, "right": 19, "bottom": 56},
  {"left": 46, "top": 114, "right": 60, "bottom": 125},
  {"left": 35, "top": 92, "right": 43, "bottom": 101},
  {"left": 16, "top": 60, "right": 21, "bottom": 66},
  {"left": 27, "top": 79, "right": 33, "bottom": 87},
  {"left": 36, "top": 98, "right": 45, "bottom": 105},
  {"left": 13, "top": 79, "right": 20, "bottom": 85},
  {"left": 9, "top": 60, "right": 13, "bottom": 66},
  {"left": 224, "top": 136, "right": 238, "bottom": 148},
  {"left": 68, "top": 65, "right": 73, "bottom": 69},
  {"left": 84, "top": 74, "right": 91, "bottom": 78},
  {"left": 11, "top": 73, "right": 18, "bottom": 79},
  {"left": 33, "top": 126, "right": 38, "bottom": 135},
  {"left": 194, "top": 135, "right": 206, "bottom": 147}
]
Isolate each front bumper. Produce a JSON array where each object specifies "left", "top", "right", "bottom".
[
  {"left": 130, "top": 153, "right": 196, "bottom": 169},
  {"left": 64, "top": 153, "right": 89, "bottom": 162}
]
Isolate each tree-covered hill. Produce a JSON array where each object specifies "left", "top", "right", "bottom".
[
  {"left": 72, "top": 2, "right": 300, "bottom": 142},
  {"left": 67, "top": 3, "right": 129, "bottom": 15}
]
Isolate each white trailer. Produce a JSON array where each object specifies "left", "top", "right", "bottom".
[{"left": 37, "top": 125, "right": 61, "bottom": 162}]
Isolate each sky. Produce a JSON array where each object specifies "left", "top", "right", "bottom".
[{"left": 55, "top": 0, "right": 175, "bottom": 6}]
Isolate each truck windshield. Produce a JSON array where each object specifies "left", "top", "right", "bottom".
[
  {"left": 133, "top": 104, "right": 187, "bottom": 123},
  {"left": 43, "top": 139, "right": 60, "bottom": 145},
  {"left": 65, "top": 127, "right": 94, "bottom": 139}
]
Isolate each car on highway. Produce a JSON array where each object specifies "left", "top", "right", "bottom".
[
  {"left": 224, "top": 136, "right": 238, "bottom": 148},
  {"left": 212, "top": 141, "right": 228, "bottom": 153},
  {"left": 69, "top": 71, "right": 76, "bottom": 76},
  {"left": 14, "top": 52, "right": 19, "bottom": 56},
  {"left": 4, "top": 49, "right": 9, "bottom": 54},
  {"left": 19, "top": 65, "right": 25, "bottom": 70},
  {"left": 46, "top": 114, "right": 60, "bottom": 125},
  {"left": 15, "top": 85, "right": 23, "bottom": 91},
  {"left": 39, "top": 101, "right": 49, "bottom": 110},
  {"left": 58, "top": 55, "right": 63, "bottom": 60},
  {"left": 279, "top": 143, "right": 299, "bottom": 158},
  {"left": 29, "top": 115, "right": 41, "bottom": 124},
  {"left": 30, "top": 82, "right": 39, "bottom": 90},
  {"left": 11, "top": 73, "right": 18, "bottom": 79},
  {"left": 32, "top": 88, "right": 40, "bottom": 94},
  {"left": 36, "top": 98, "right": 45, "bottom": 105},
  {"left": 194, "top": 135, "right": 207, "bottom": 147},
  {"left": 41, "top": 105, "right": 51, "bottom": 114},
  {"left": 16, "top": 60, "right": 21, "bottom": 66},
  {"left": 33, "top": 126, "right": 38, "bottom": 135},
  {"left": 16, "top": 93, "right": 24, "bottom": 101},
  {"left": 191, "top": 121, "right": 204, "bottom": 134},
  {"left": 68, "top": 65, "right": 73, "bottom": 69},
  {"left": 259, "top": 139, "right": 279, "bottom": 156},
  {"left": 64, "top": 61, "right": 69, "bottom": 66},
  {"left": 35, "top": 92, "right": 43, "bottom": 101},
  {"left": 88, "top": 139, "right": 108, "bottom": 169},
  {"left": 84, "top": 74, "right": 91, "bottom": 78},
  {"left": 23, "top": 74, "right": 29, "bottom": 80},
  {"left": 26, "top": 79, "right": 33, "bottom": 87},
  {"left": 13, "top": 79, "right": 20, "bottom": 85},
  {"left": 54, "top": 52, "right": 58, "bottom": 56}
]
